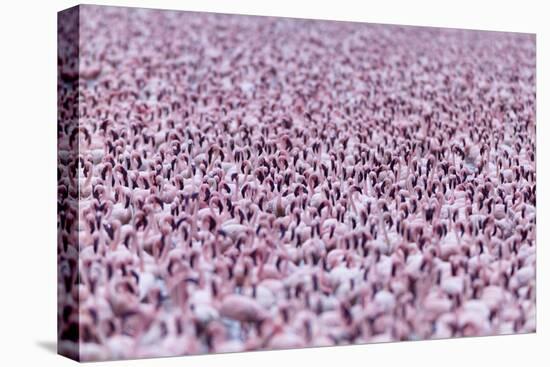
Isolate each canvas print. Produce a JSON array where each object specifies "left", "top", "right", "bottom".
[{"left": 57, "top": 5, "right": 536, "bottom": 362}]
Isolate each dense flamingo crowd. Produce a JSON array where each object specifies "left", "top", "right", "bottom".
[{"left": 57, "top": 5, "right": 536, "bottom": 361}]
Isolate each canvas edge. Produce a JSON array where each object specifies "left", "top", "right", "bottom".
[{"left": 58, "top": 4, "right": 82, "bottom": 362}]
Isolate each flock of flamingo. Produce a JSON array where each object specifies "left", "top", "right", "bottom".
[{"left": 57, "top": 5, "right": 536, "bottom": 361}]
